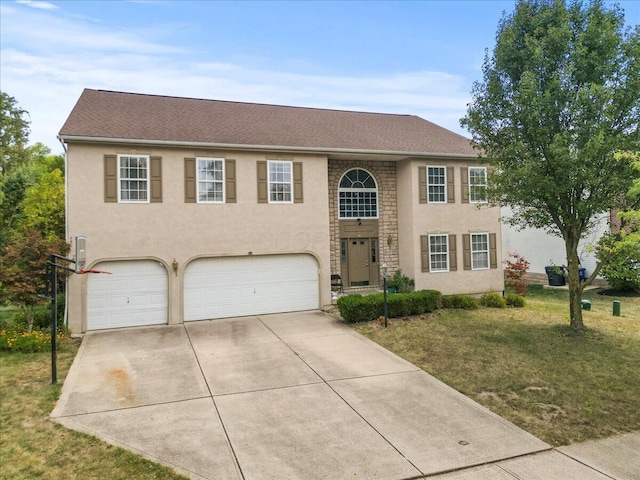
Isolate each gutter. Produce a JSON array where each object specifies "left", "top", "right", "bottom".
[
  {"left": 58, "top": 137, "right": 70, "bottom": 329},
  {"left": 56, "top": 135, "right": 479, "bottom": 159}
]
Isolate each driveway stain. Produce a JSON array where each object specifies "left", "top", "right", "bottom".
[{"left": 107, "top": 368, "right": 135, "bottom": 405}]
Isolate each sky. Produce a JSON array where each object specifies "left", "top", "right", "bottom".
[{"left": 1, "top": 0, "right": 639, "bottom": 154}]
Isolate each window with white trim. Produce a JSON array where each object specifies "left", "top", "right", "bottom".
[
  {"left": 268, "top": 160, "right": 293, "bottom": 203},
  {"left": 197, "top": 157, "right": 225, "bottom": 203},
  {"left": 429, "top": 234, "right": 449, "bottom": 272},
  {"left": 428, "top": 166, "right": 446, "bottom": 203},
  {"left": 469, "top": 167, "right": 487, "bottom": 203},
  {"left": 338, "top": 169, "right": 378, "bottom": 218},
  {"left": 471, "top": 233, "right": 489, "bottom": 270},
  {"left": 119, "top": 155, "right": 149, "bottom": 202}
]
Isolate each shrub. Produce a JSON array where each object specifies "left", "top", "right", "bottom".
[
  {"left": 504, "top": 252, "right": 531, "bottom": 295},
  {"left": 505, "top": 293, "right": 526, "bottom": 307},
  {"left": 387, "top": 269, "right": 415, "bottom": 293},
  {"left": 598, "top": 234, "right": 640, "bottom": 291},
  {"left": 441, "top": 294, "right": 479, "bottom": 309},
  {"left": 481, "top": 292, "right": 507, "bottom": 308},
  {"left": 337, "top": 290, "right": 441, "bottom": 323}
]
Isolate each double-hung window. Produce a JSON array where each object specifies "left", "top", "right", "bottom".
[
  {"left": 119, "top": 155, "right": 149, "bottom": 202},
  {"left": 469, "top": 167, "right": 487, "bottom": 203},
  {"left": 197, "top": 157, "right": 225, "bottom": 203},
  {"left": 428, "top": 166, "right": 446, "bottom": 203},
  {"left": 429, "top": 234, "right": 449, "bottom": 272},
  {"left": 268, "top": 160, "right": 293, "bottom": 203},
  {"left": 471, "top": 233, "right": 489, "bottom": 270}
]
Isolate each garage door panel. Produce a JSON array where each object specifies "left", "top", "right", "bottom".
[
  {"left": 87, "top": 261, "right": 168, "bottom": 330},
  {"left": 184, "top": 255, "right": 319, "bottom": 321}
]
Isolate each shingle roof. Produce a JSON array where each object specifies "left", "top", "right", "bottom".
[{"left": 59, "top": 89, "right": 476, "bottom": 156}]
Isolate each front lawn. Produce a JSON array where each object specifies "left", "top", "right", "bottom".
[
  {"left": 354, "top": 286, "right": 640, "bottom": 447},
  {"left": 0, "top": 339, "right": 187, "bottom": 480}
]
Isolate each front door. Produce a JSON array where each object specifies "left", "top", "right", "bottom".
[{"left": 348, "top": 238, "right": 370, "bottom": 286}]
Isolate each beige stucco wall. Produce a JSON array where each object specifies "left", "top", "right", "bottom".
[
  {"left": 397, "top": 159, "right": 504, "bottom": 295},
  {"left": 66, "top": 143, "right": 331, "bottom": 333}
]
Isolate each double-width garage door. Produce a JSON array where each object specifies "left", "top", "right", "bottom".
[
  {"left": 87, "top": 260, "right": 168, "bottom": 331},
  {"left": 184, "top": 254, "right": 319, "bottom": 321}
]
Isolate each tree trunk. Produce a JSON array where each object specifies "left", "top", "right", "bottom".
[{"left": 564, "top": 234, "right": 584, "bottom": 331}]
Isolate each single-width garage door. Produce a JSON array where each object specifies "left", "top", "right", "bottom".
[
  {"left": 184, "top": 254, "right": 319, "bottom": 321},
  {"left": 87, "top": 260, "right": 168, "bottom": 330}
]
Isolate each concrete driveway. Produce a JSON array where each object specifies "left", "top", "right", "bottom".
[{"left": 52, "top": 311, "right": 617, "bottom": 479}]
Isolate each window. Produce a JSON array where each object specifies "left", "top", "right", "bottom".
[
  {"left": 471, "top": 233, "right": 489, "bottom": 270},
  {"left": 268, "top": 161, "right": 293, "bottom": 203},
  {"left": 197, "top": 157, "right": 225, "bottom": 203},
  {"left": 428, "top": 166, "right": 446, "bottom": 203},
  {"left": 338, "top": 169, "right": 378, "bottom": 218},
  {"left": 119, "top": 155, "right": 149, "bottom": 202},
  {"left": 469, "top": 167, "right": 487, "bottom": 203},
  {"left": 429, "top": 234, "right": 449, "bottom": 272}
]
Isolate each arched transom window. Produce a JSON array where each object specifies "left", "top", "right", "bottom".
[{"left": 338, "top": 169, "right": 378, "bottom": 218}]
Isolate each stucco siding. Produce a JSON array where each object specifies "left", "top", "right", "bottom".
[
  {"left": 402, "top": 160, "right": 504, "bottom": 295},
  {"left": 66, "top": 143, "right": 330, "bottom": 332}
]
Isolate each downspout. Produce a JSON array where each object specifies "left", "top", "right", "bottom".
[{"left": 58, "top": 137, "right": 69, "bottom": 328}]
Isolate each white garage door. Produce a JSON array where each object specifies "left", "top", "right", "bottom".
[
  {"left": 87, "top": 260, "right": 168, "bottom": 330},
  {"left": 184, "top": 254, "right": 319, "bottom": 321}
]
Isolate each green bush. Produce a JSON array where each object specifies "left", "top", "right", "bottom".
[
  {"left": 442, "top": 294, "right": 479, "bottom": 309},
  {"left": 337, "top": 290, "right": 441, "bottom": 323},
  {"left": 598, "top": 235, "right": 640, "bottom": 291},
  {"left": 505, "top": 293, "right": 526, "bottom": 307},
  {"left": 387, "top": 269, "right": 415, "bottom": 293},
  {"left": 481, "top": 291, "right": 507, "bottom": 308}
]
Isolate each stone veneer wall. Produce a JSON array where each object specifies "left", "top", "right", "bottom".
[{"left": 328, "top": 160, "right": 399, "bottom": 282}]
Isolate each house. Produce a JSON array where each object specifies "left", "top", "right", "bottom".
[
  {"left": 500, "top": 207, "right": 609, "bottom": 282},
  {"left": 59, "top": 89, "right": 504, "bottom": 332}
]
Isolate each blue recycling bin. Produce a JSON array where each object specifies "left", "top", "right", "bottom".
[{"left": 579, "top": 268, "right": 586, "bottom": 282}]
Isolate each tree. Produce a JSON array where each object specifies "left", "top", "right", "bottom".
[
  {"left": 19, "top": 169, "right": 65, "bottom": 243},
  {"left": 0, "top": 229, "right": 68, "bottom": 331},
  {"left": 0, "top": 92, "right": 31, "bottom": 174},
  {"left": 462, "top": 0, "right": 640, "bottom": 331},
  {"left": 598, "top": 151, "right": 640, "bottom": 291}
]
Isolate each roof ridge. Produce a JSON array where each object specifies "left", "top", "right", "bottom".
[{"left": 91, "top": 88, "right": 419, "bottom": 119}]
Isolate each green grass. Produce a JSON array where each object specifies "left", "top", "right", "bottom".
[
  {"left": 0, "top": 339, "right": 187, "bottom": 480},
  {"left": 355, "top": 286, "right": 640, "bottom": 447}
]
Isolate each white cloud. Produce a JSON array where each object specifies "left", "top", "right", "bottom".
[
  {"left": 15, "top": 0, "right": 59, "bottom": 11},
  {"left": 1, "top": 3, "right": 472, "bottom": 152}
]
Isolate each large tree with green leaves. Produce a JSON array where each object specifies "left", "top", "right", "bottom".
[
  {"left": 462, "top": 0, "right": 640, "bottom": 331},
  {"left": 0, "top": 92, "right": 31, "bottom": 174}
]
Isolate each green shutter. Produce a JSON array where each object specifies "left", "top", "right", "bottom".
[
  {"left": 447, "top": 166, "right": 455, "bottom": 203},
  {"left": 449, "top": 234, "right": 457, "bottom": 271},
  {"left": 257, "top": 161, "right": 268, "bottom": 203},
  {"left": 293, "top": 162, "right": 303, "bottom": 203},
  {"left": 420, "top": 235, "right": 430, "bottom": 272},
  {"left": 150, "top": 156, "right": 162, "bottom": 203},
  {"left": 225, "top": 159, "right": 236, "bottom": 203},
  {"left": 462, "top": 234, "right": 471, "bottom": 270},
  {"left": 104, "top": 155, "right": 117, "bottom": 203},
  {"left": 184, "top": 158, "right": 196, "bottom": 203},
  {"left": 461, "top": 167, "right": 469, "bottom": 204},
  {"left": 418, "top": 166, "right": 427, "bottom": 204},
  {"left": 489, "top": 233, "right": 498, "bottom": 269}
]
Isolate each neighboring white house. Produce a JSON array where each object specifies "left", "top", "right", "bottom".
[{"left": 501, "top": 207, "right": 610, "bottom": 280}]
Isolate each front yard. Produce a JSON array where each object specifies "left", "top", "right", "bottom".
[{"left": 355, "top": 285, "right": 640, "bottom": 446}]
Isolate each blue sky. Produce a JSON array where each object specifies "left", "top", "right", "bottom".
[{"left": 1, "top": 0, "right": 638, "bottom": 153}]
